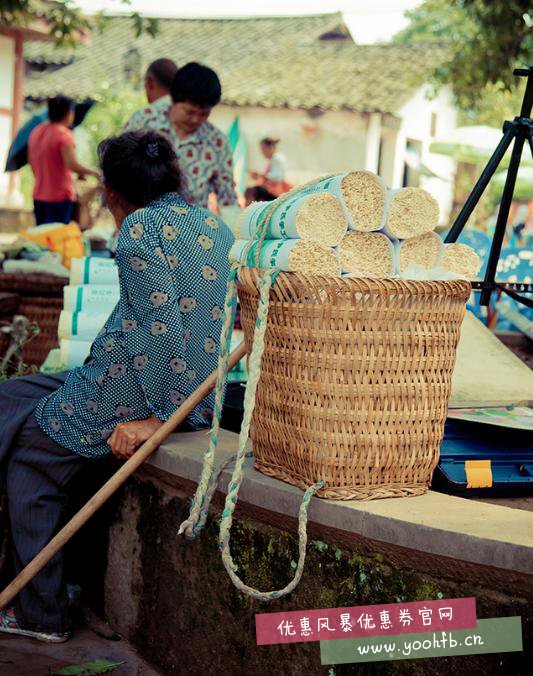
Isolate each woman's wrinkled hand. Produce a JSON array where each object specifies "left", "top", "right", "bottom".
[{"left": 107, "top": 416, "right": 164, "bottom": 460}]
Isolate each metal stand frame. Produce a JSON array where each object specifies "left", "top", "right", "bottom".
[{"left": 445, "top": 67, "right": 533, "bottom": 307}]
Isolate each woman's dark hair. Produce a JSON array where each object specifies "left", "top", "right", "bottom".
[
  {"left": 98, "top": 130, "right": 181, "bottom": 207},
  {"left": 146, "top": 58, "right": 178, "bottom": 90},
  {"left": 48, "top": 95, "right": 74, "bottom": 122},
  {"left": 170, "top": 62, "right": 222, "bottom": 108}
]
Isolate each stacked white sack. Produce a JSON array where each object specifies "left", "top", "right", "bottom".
[
  {"left": 60, "top": 339, "right": 93, "bottom": 369},
  {"left": 70, "top": 257, "right": 119, "bottom": 286},
  {"left": 230, "top": 239, "right": 341, "bottom": 276},
  {"left": 58, "top": 310, "right": 109, "bottom": 342},
  {"left": 63, "top": 284, "right": 120, "bottom": 312}
]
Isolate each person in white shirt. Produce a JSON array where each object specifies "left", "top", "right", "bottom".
[
  {"left": 249, "top": 137, "right": 291, "bottom": 197},
  {"left": 261, "top": 136, "right": 288, "bottom": 181}
]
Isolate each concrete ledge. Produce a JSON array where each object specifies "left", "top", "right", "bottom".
[{"left": 146, "top": 429, "right": 533, "bottom": 579}]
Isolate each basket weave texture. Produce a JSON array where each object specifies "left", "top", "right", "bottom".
[
  {"left": 0, "top": 273, "right": 66, "bottom": 366},
  {"left": 237, "top": 269, "right": 471, "bottom": 500}
]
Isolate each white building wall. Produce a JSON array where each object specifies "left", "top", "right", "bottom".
[
  {"left": 394, "top": 85, "right": 458, "bottom": 225},
  {"left": 211, "top": 90, "right": 458, "bottom": 226},
  {"left": 364, "top": 112, "right": 382, "bottom": 173},
  {"left": 211, "top": 106, "right": 368, "bottom": 186}
]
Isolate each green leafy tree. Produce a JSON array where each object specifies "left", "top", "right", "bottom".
[
  {"left": 81, "top": 84, "right": 145, "bottom": 164},
  {"left": 0, "top": 0, "right": 158, "bottom": 45},
  {"left": 394, "top": 0, "right": 532, "bottom": 110}
]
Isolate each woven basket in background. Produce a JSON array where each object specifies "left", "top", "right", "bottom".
[
  {"left": 237, "top": 269, "right": 471, "bottom": 500},
  {"left": 0, "top": 273, "right": 67, "bottom": 367}
]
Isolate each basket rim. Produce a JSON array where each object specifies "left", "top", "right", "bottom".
[{"left": 237, "top": 267, "right": 472, "bottom": 298}]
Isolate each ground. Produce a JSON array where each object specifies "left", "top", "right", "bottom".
[{"left": 0, "top": 624, "right": 159, "bottom": 675}]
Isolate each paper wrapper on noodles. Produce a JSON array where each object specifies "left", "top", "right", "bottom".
[
  {"left": 397, "top": 232, "right": 444, "bottom": 275},
  {"left": 236, "top": 193, "right": 347, "bottom": 246},
  {"left": 339, "top": 231, "right": 396, "bottom": 278},
  {"left": 442, "top": 243, "right": 482, "bottom": 278},
  {"left": 63, "top": 284, "right": 120, "bottom": 312},
  {"left": 383, "top": 187, "right": 440, "bottom": 240},
  {"left": 229, "top": 239, "right": 341, "bottom": 276},
  {"left": 60, "top": 339, "right": 93, "bottom": 369},
  {"left": 58, "top": 310, "right": 109, "bottom": 342},
  {"left": 70, "top": 257, "right": 119, "bottom": 286},
  {"left": 236, "top": 170, "right": 390, "bottom": 241}
]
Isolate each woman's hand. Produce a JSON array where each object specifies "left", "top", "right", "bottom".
[{"left": 107, "top": 415, "right": 164, "bottom": 460}]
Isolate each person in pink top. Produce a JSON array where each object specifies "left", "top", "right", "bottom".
[{"left": 28, "top": 96, "right": 99, "bottom": 225}]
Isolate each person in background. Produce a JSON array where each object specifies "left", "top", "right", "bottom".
[
  {"left": 0, "top": 129, "right": 233, "bottom": 643},
  {"left": 123, "top": 58, "right": 177, "bottom": 135},
  {"left": 244, "top": 185, "right": 275, "bottom": 206},
  {"left": 169, "top": 62, "right": 238, "bottom": 211},
  {"left": 28, "top": 96, "right": 99, "bottom": 226},
  {"left": 249, "top": 136, "right": 291, "bottom": 198}
]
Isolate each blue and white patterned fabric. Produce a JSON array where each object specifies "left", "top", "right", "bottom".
[{"left": 35, "top": 192, "right": 234, "bottom": 457}]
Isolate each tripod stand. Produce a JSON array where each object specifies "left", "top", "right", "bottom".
[{"left": 445, "top": 66, "right": 533, "bottom": 307}]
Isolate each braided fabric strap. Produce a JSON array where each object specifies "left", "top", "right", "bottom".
[
  {"left": 217, "top": 268, "right": 324, "bottom": 600},
  {"left": 177, "top": 270, "right": 239, "bottom": 539},
  {"left": 192, "top": 449, "right": 254, "bottom": 534},
  {"left": 222, "top": 479, "right": 323, "bottom": 601}
]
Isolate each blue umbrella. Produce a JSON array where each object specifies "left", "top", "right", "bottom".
[{"left": 5, "top": 99, "right": 96, "bottom": 172}]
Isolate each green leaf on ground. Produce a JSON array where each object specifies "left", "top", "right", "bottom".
[{"left": 52, "top": 660, "right": 125, "bottom": 675}]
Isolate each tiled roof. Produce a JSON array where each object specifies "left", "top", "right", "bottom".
[{"left": 24, "top": 14, "right": 446, "bottom": 113}]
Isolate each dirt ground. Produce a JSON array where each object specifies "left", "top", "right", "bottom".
[{"left": 0, "top": 624, "right": 159, "bottom": 676}]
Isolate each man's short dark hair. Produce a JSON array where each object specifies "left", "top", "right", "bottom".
[
  {"left": 170, "top": 62, "right": 222, "bottom": 108},
  {"left": 48, "top": 95, "right": 74, "bottom": 122},
  {"left": 146, "top": 58, "right": 178, "bottom": 90},
  {"left": 245, "top": 186, "right": 276, "bottom": 202}
]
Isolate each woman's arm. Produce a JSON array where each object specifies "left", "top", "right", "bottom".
[{"left": 61, "top": 145, "right": 99, "bottom": 179}]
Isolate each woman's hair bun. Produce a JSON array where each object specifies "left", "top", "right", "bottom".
[
  {"left": 146, "top": 141, "right": 159, "bottom": 159},
  {"left": 140, "top": 132, "right": 170, "bottom": 162},
  {"left": 98, "top": 129, "right": 181, "bottom": 207}
]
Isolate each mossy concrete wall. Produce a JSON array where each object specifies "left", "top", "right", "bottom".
[{"left": 104, "top": 476, "right": 533, "bottom": 676}]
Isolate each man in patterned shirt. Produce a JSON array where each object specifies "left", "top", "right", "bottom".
[
  {"left": 168, "top": 62, "right": 238, "bottom": 211},
  {"left": 123, "top": 58, "right": 177, "bottom": 136}
]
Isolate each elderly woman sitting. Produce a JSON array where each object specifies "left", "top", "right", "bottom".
[{"left": 0, "top": 130, "right": 233, "bottom": 642}]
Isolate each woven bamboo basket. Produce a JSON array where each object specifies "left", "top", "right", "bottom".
[
  {"left": 18, "top": 298, "right": 63, "bottom": 366},
  {"left": 237, "top": 269, "right": 471, "bottom": 500},
  {"left": 0, "top": 273, "right": 67, "bottom": 367}
]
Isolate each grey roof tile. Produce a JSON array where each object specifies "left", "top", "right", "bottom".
[{"left": 23, "top": 14, "right": 447, "bottom": 113}]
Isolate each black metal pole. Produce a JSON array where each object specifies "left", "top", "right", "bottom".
[
  {"left": 516, "top": 67, "right": 533, "bottom": 118},
  {"left": 479, "top": 130, "right": 526, "bottom": 305},
  {"left": 445, "top": 125, "right": 515, "bottom": 244}
]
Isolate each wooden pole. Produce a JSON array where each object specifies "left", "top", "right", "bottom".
[
  {"left": 0, "top": 342, "right": 247, "bottom": 611},
  {"left": 8, "top": 30, "right": 24, "bottom": 196}
]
